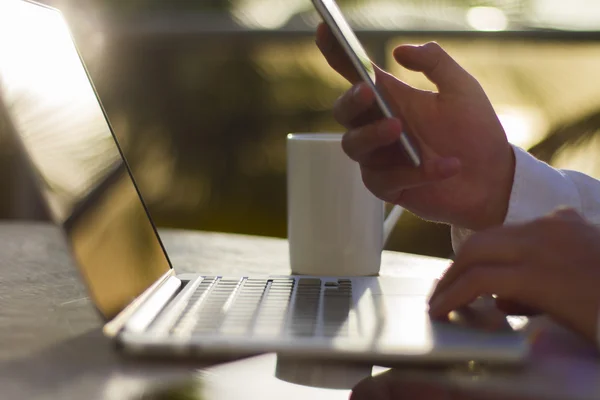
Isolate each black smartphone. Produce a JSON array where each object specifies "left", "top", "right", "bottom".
[{"left": 312, "top": 0, "right": 421, "bottom": 167}]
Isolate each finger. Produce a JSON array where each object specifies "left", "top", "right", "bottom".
[
  {"left": 495, "top": 298, "right": 541, "bottom": 316},
  {"left": 393, "top": 42, "right": 479, "bottom": 94},
  {"left": 316, "top": 23, "right": 416, "bottom": 101},
  {"left": 333, "top": 83, "right": 378, "bottom": 128},
  {"left": 360, "top": 157, "right": 461, "bottom": 202},
  {"left": 347, "top": 103, "right": 385, "bottom": 129},
  {"left": 429, "top": 265, "right": 522, "bottom": 318},
  {"left": 348, "top": 69, "right": 414, "bottom": 128},
  {"left": 316, "top": 22, "right": 362, "bottom": 83},
  {"left": 342, "top": 118, "right": 403, "bottom": 161},
  {"left": 429, "top": 226, "right": 526, "bottom": 303},
  {"left": 374, "top": 67, "right": 414, "bottom": 102}
]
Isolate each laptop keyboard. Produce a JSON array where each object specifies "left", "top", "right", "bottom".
[{"left": 170, "top": 277, "right": 356, "bottom": 338}]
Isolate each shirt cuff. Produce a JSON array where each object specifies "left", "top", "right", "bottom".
[
  {"left": 503, "top": 145, "right": 581, "bottom": 224},
  {"left": 450, "top": 145, "right": 582, "bottom": 253}
]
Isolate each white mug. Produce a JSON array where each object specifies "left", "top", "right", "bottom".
[{"left": 287, "top": 133, "right": 403, "bottom": 276}]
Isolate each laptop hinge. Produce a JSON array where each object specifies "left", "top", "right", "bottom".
[{"left": 103, "top": 269, "right": 177, "bottom": 338}]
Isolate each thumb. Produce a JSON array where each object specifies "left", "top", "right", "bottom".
[{"left": 393, "top": 42, "right": 479, "bottom": 94}]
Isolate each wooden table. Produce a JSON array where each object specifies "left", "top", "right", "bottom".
[{"left": 1, "top": 222, "right": 599, "bottom": 400}]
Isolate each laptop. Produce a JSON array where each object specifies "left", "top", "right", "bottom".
[{"left": 0, "top": 0, "right": 529, "bottom": 365}]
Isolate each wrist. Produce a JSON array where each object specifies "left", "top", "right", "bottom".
[{"left": 476, "top": 143, "right": 516, "bottom": 230}]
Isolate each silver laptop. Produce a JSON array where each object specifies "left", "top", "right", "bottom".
[{"left": 0, "top": 0, "right": 529, "bottom": 365}]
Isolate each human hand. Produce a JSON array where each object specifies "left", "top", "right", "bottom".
[
  {"left": 315, "top": 23, "right": 514, "bottom": 230},
  {"left": 429, "top": 208, "right": 600, "bottom": 344}
]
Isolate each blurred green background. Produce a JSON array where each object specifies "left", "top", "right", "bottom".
[{"left": 2, "top": 0, "right": 600, "bottom": 258}]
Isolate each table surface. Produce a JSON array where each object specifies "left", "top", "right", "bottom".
[{"left": 1, "top": 222, "right": 599, "bottom": 400}]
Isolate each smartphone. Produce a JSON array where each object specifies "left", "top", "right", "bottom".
[{"left": 312, "top": 0, "right": 421, "bottom": 167}]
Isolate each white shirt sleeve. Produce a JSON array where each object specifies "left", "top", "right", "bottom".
[
  {"left": 451, "top": 144, "right": 600, "bottom": 248},
  {"left": 450, "top": 144, "right": 600, "bottom": 347}
]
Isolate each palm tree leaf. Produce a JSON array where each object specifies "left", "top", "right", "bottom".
[{"left": 528, "top": 108, "right": 600, "bottom": 164}]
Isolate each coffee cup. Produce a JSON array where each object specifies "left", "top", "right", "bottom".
[{"left": 287, "top": 133, "right": 402, "bottom": 276}]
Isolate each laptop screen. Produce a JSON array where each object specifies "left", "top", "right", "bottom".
[{"left": 0, "top": 0, "right": 172, "bottom": 319}]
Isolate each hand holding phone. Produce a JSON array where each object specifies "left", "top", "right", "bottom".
[{"left": 311, "top": 0, "right": 421, "bottom": 167}]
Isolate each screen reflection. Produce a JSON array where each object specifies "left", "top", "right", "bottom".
[
  {"left": 0, "top": 0, "right": 171, "bottom": 319},
  {"left": 320, "top": 0, "right": 376, "bottom": 82}
]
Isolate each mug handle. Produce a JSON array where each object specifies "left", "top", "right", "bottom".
[{"left": 383, "top": 204, "right": 404, "bottom": 246}]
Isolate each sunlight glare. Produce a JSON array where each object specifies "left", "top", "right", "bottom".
[
  {"left": 0, "top": 0, "right": 120, "bottom": 219},
  {"left": 467, "top": 7, "right": 508, "bottom": 31},
  {"left": 532, "top": 0, "right": 600, "bottom": 30},
  {"left": 0, "top": 1, "right": 89, "bottom": 108},
  {"left": 233, "top": 0, "right": 307, "bottom": 29},
  {"left": 497, "top": 107, "right": 547, "bottom": 149}
]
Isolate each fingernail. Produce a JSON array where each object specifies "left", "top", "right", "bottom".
[
  {"left": 428, "top": 295, "right": 444, "bottom": 316},
  {"left": 436, "top": 157, "right": 460, "bottom": 178},
  {"left": 352, "top": 84, "right": 363, "bottom": 99}
]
